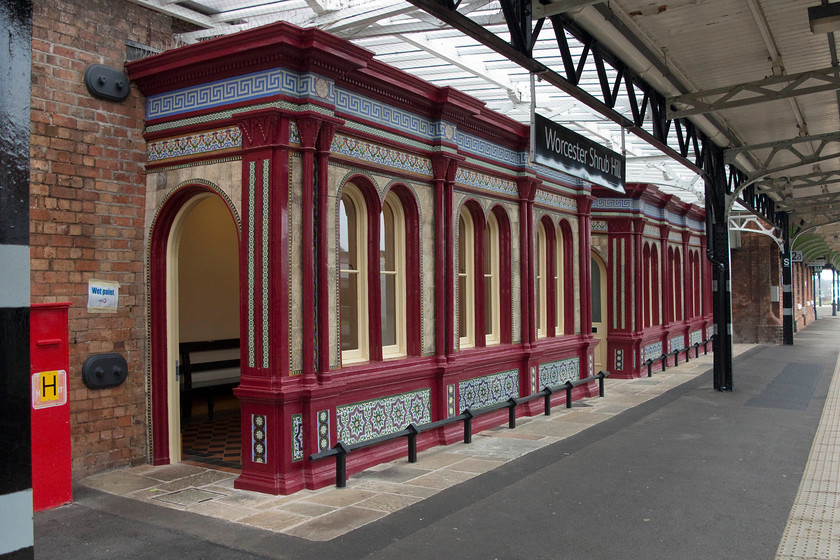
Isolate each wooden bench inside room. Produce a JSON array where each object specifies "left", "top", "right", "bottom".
[{"left": 178, "top": 338, "right": 240, "bottom": 421}]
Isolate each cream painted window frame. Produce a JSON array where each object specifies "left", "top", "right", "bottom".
[
  {"left": 381, "top": 193, "right": 407, "bottom": 359},
  {"left": 484, "top": 212, "right": 500, "bottom": 345},
  {"left": 458, "top": 210, "right": 475, "bottom": 349},
  {"left": 536, "top": 221, "right": 548, "bottom": 338},
  {"left": 340, "top": 186, "right": 369, "bottom": 364}
]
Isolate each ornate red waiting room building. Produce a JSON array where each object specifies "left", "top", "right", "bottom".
[{"left": 120, "top": 21, "right": 712, "bottom": 494}]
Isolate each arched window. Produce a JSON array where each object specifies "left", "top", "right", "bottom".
[
  {"left": 484, "top": 212, "right": 500, "bottom": 344},
  {"left": 643, "top": 243, "right": 651, "bottom": 328},
  {"left": 536, "top": 221, "right": 548, "bottom": 337},
  {"left": 339, "top": 185, "right": 369, "bottom": 362},
  {"left": 693, "top": 250, "right": 702, "bottom": 317},
  {"left": 554, "top": 225, "right": 563, "bottom": 335},
  {"left": 458, "top": 209, "right": 475, "bottom": 348},
  {"left": 380, "top": 192, "right": 406, "bottom": 357},
  {"left": 558, "top": 220, "right": 574, "bottom": 335},
  {"left": 651, "top": 244, "right": 660, "bottom": 326},
  {"left": 673, "top": 248, "right": 683, "bottom": 321}
]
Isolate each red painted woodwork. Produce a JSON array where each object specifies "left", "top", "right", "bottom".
[{"left": 30, "top": 302, "right": 72, "bottom": 512}]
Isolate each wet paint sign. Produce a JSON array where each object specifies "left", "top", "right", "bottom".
[{"left": 32, "top": 370, "right": 68, "bottom": 409}]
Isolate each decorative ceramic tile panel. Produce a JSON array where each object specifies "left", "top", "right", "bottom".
[
  {"left": 291, "top": 414, "right": 303, "bottom": 462},
  {"left": 707, "top": 325, "right": 715, "bottom": 339},
  {"left": 456, "top": 129, "right": 527, "bottom": 167},
  {"left": 317, "top": 410, "right": 330, "bottom": 452},
  {"left": 644, "top": 225, "right": 660, "bottom": 237},
  {"left": 454, "top": 168, "right": 518, "bottom": 196},
  {"left": 459, "top": 369, "right": 520, "bottom": 412},
  {"left": 670, "top": 335, "right": 686, "bottom": 353},
  {"left": 535, "top": 190, "right": 577, "bottom": 211},
  {"left": 336, "top": 89, "right": 442, "bottom": 141},
  {"left": 447, "top": 384, "right": 456, "bottom": 418},
  {"left": 665, "top": 209, "right": 687, "bottom": 227},
  {"left": 332, "top": 135, "right": 433, "bottom": 175},
  {"left": 147, "top": 127, "right": 241, "bottom": 162},
  {"left": 530, "top": 366, "right": 537, "bottom": 394},
  {"left": 537, "top": 165, "right": 587, "bottom": 187},
  {"left": 247, "top": 162, "right": 256, "bottom": 368},
  {"left": 592, "top": 220, "right": 608, "bottom": 232},
  {"left": 644, "top": 341, "right": 663, "bottom": 362},
  {"left": 687, "top": 218, "right": 704, "bottom": 231},
  {"left": 690, "top": 329, "right": 703, "bottom": 346},
  {"left": 538, "top": 357, "right": 580, "bottom": 389},
  {"left": 252, "top": 414, "right": 266, "bottom": 464},
  {"left": 336, "top": 389, "right": 431, "bottom": 445},
  {"left": 669, "top": 231, "right": 683, "bottom": 243},
  {"left": 261, "top": 159, "right": 270, "bottom": 369},
  {"left": 642, "top": 202, "right": 663, "bottom": 220},
  {"left": 615, "top": 349, "right": 624, "bottom": 370},
  {"left": 147, "top": 67, "right": 324, "bottom": 119},
  {"left": 593, "top": 198, "right": 637, "bottom": 210}
]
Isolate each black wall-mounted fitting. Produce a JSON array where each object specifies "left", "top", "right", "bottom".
[
  {"left": 82, "top": 353, "right": 128, "bottom": 389},
  {"left": 84, "top": 64, "right": 130, "bottom": 102}
]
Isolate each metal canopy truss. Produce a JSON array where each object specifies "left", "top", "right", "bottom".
[
  {"left": 404, "top": 0, "right": 782, "bottom": 230},
  {"left": 729, "top": 213, "right": 783, "bottom": 251},
  {"left": 725, "top": 131, "right": 840, "bottom": 184},
  {"left": 667, "top": 66, "right": 840, "bottom": 120}
]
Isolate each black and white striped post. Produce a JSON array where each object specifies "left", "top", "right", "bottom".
[{"left": 1, "top": 1, "right": 34, "bottom": 558}]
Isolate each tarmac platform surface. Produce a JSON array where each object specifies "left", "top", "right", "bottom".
[{"left": 35, "top": 313, "right": 840, "bottom": 559}]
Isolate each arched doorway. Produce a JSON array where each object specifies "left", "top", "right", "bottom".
[
  {"left": 149, "top": 186, "right": 240, "bottom": 466},
  {"left": 591, "top": 252, "right": 608, "bottom": 373}
]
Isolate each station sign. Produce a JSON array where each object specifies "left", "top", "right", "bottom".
[
  {"left": 533, "top": 113, "right": 625, "bottom": 193},
  {"left": 791, "top": 250, "right": 803, "bottom": 263},
  {"left": 807, "top": 260, "right": 826, "bottom": 268}
]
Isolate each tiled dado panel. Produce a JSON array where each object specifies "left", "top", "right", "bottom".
[
  {"left": 690, "top": 329, "right": 703, "bottom": 346},
  {"left": 644, "top": 341, "right": 663, "bottom": 362},
  {"left": 669, "top": 335, "right": 685, "bottom": 353},
  {"left": 336, "top": 389, "right": 431, "bottom": 446},
  {"left": 458, "top": 369, "right": 520, "bottom": 412},
  {"left": 538, "top": 357, "right": 580, "bottom": 390}
]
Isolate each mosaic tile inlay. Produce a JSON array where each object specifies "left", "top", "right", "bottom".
[
  {"left": 147, "top": 127, "right": 241, "bottom": 162},
  {"left": 459, "top": 369, "right": 520, "bottom": 412},
  {"left": 317, "top": 410, "right": 330, "bottom": 452},
  {"left": 332, "top": 135, "right": 432, "bottom": 175},
  {"left": 670, "top": 335, "right": 686, "bottom": 353},
  {"left": 291, "top": 414, "right": 303, "bottom": 462},
  {"left": 538, "top": 357, "right": 580, "bottom": 389},
  {"left": 690, "top": 329, "right": 703, "bottom": 346},
  {"left": 251, "top": 414, "right": 266, "bottom": 464},
  {"left": 336, "top": 389, "right": 431, "bottom": 446},
  {"left": 147, "top": 68, "right": 326, "bottom": 119},
  {"left": 644, "top": 341, "right": 663, "bottom": 362},
  {"left": 455, "top": 168, "right": 518, "bottom": 196},
  {"left": 535, "top": 190, "right": 577, "bottom": 211}
]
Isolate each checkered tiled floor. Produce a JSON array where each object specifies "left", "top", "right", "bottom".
[{"left": 181, "top": 409, "right": 241, "bottom": 470}]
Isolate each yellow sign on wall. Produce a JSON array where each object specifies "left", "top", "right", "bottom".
[{"left": 31, "top": 370, "right": 68, "bottom": 409}]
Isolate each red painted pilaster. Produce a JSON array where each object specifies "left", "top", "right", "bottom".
[
  {"left": 578, "top": 195, "right": 595, "bottom": 337},
  {"left": 233, "top": 107, "right": 300, "bottom": 494},
  {"left": 659, "top": 224, "right": 671, "bottom": 327},
  {"left": 316, "top": 119, "right": 341, "bottom": 383},
  {"left": 518, "top": 178, "right": 539, "bottom": 349},
  {"left": 682, "top": 231, "right": 692, "bottom": 323},
  {"left": 632, "top": 218, "right": 644, "bottom": 334},
  {"left": 433, "top": 154, "right": 460, "bottom": 359},
  {"left": 297, "top": 115, "right": 322, "bottom": 386}
]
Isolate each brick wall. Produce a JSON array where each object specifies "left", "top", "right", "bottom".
[
  {"left": 29, "top": 0, "right": 178, "bottom": 477},
  {"left": 731, "top": 233, "right": 782, "bottom": 343}
]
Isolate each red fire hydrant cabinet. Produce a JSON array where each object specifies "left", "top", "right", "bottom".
[{"left": 30, "top": 302, "right": 72, "bottom": 511}]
